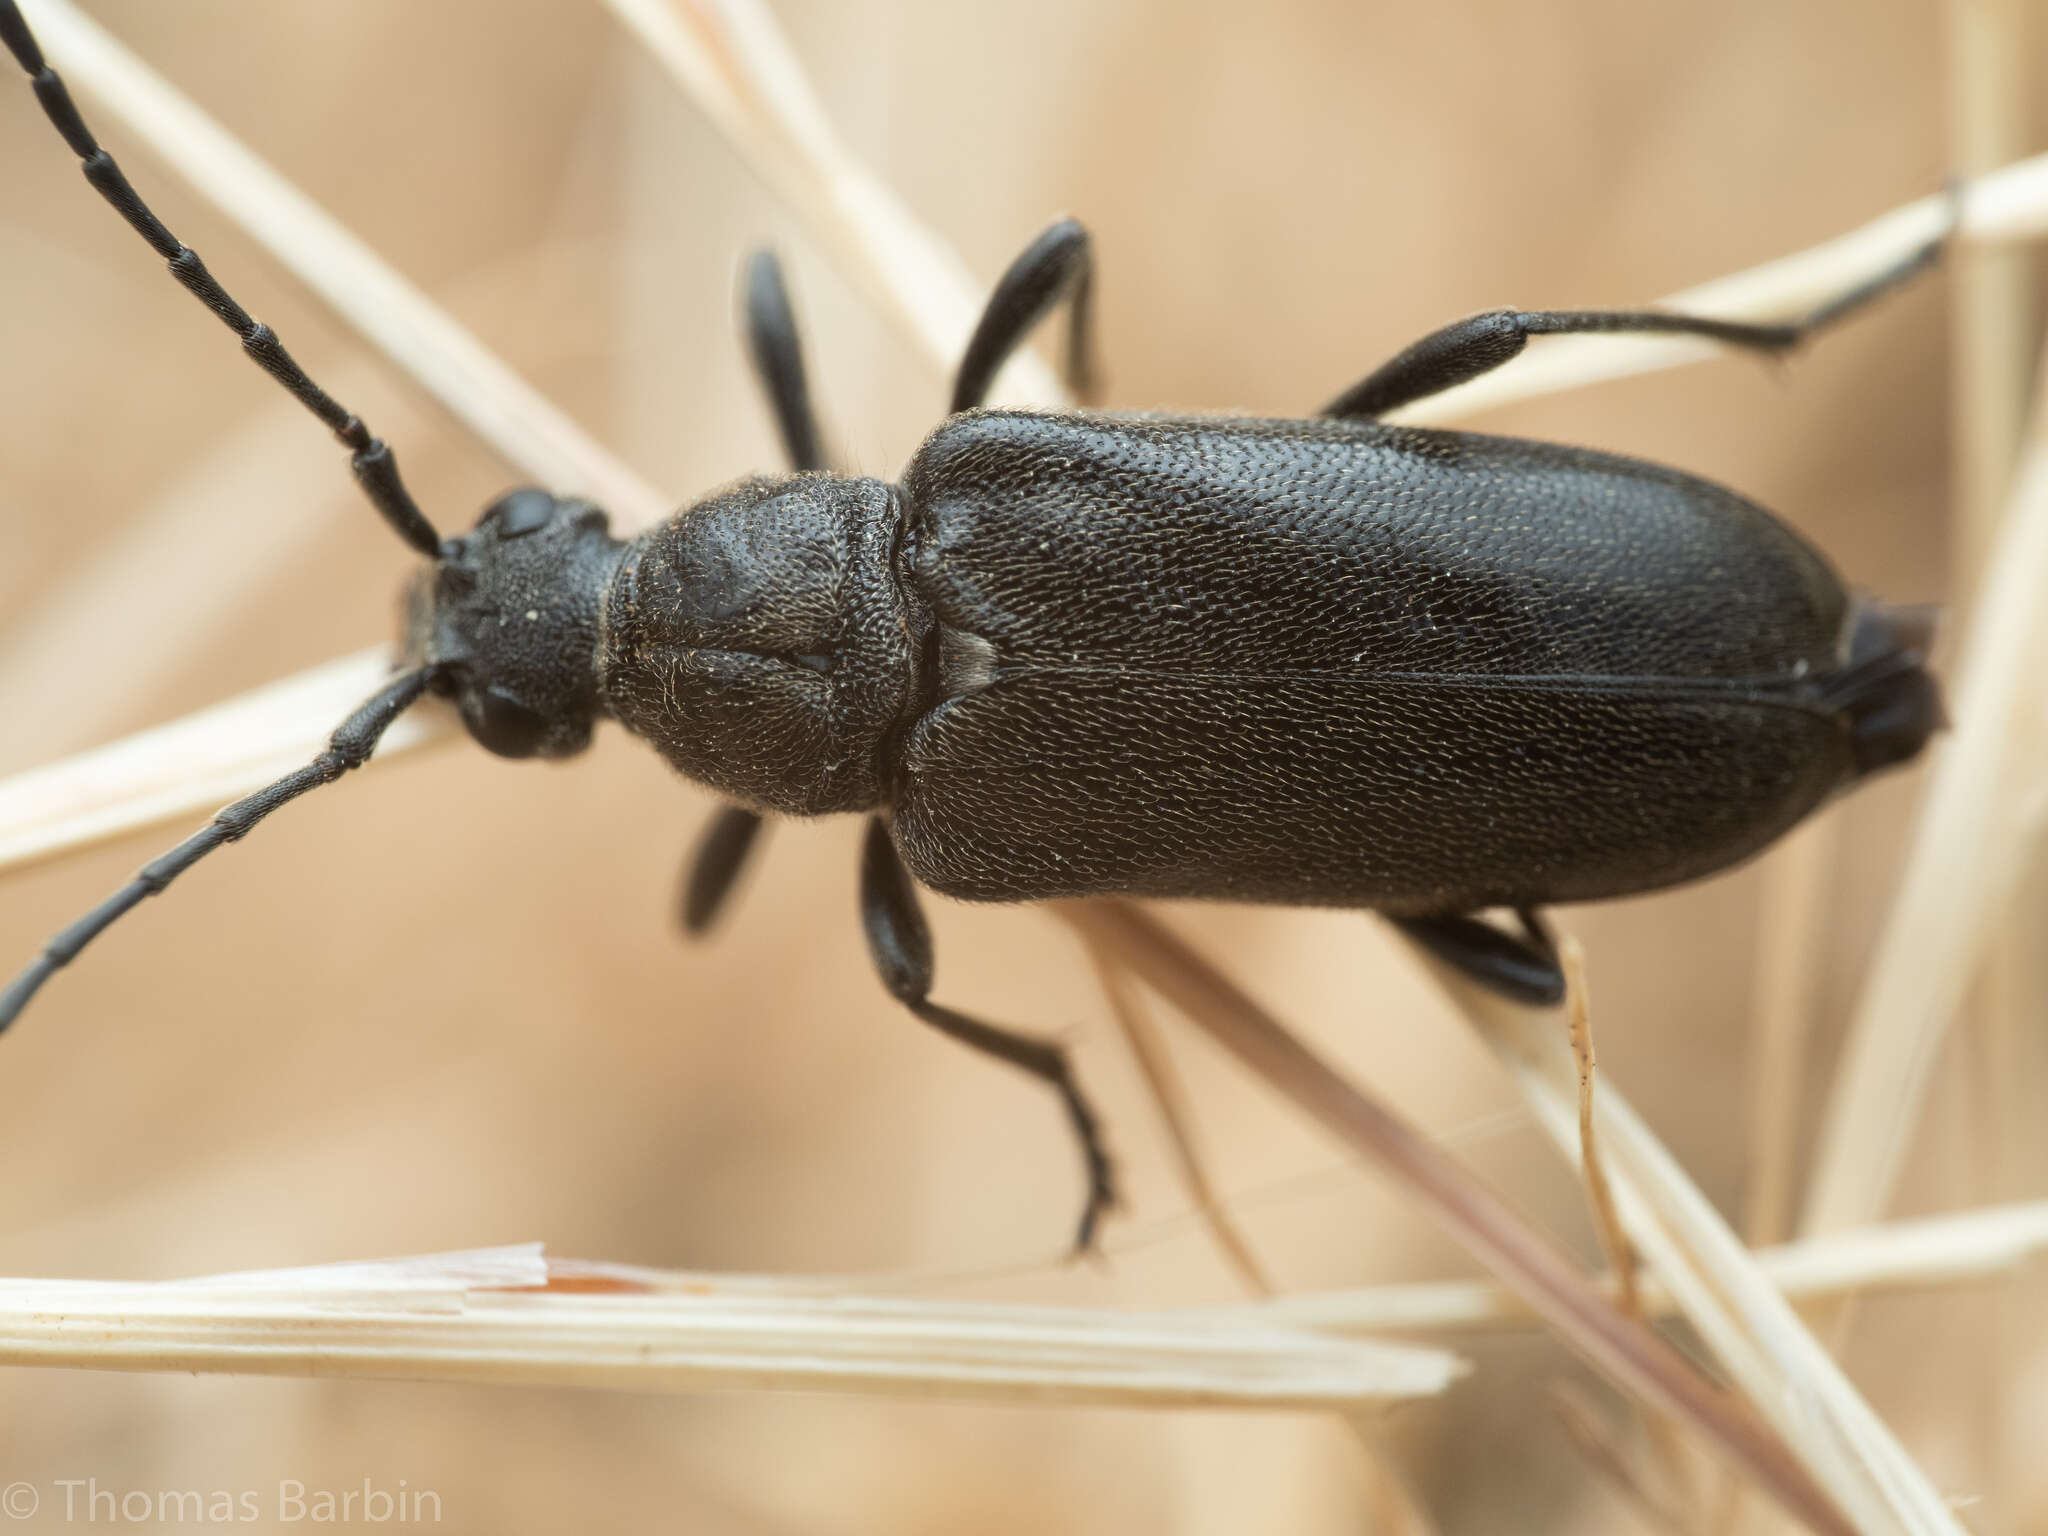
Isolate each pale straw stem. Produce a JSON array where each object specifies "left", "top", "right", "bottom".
[
  {"left": 1238, "top": 1198, "right": 2048, "bottom": 1335},
  {"left": 14, "top": 0, "right": 668, "bottom": 526},
  {"left": 1427, "top": 962, "right": 1961, "bottom": 1536},
  {"left": 0, "top": 1245, "right": 1461, "bottom": 1410},
  {"left": 1055, "top": 901, "right": 1857, "bottom": 1536},
  {"left": 1803, "top": 398, "right": 2048, "bottom": 1237}
]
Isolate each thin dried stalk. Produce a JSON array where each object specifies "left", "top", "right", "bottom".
[
  {"left": 1247, "top": 1199, "right": 2048, "bottom": 1336},
  {"left": 1074, "top": 925, "right": 1275, "bottom": 1296},
  {"left": 600, "top": 0, "right": 1063, "bottom": 405},
  {"left": 1054, "top": 901, "right": 1855, "bottom": 1536},
  {"left": 1564, "top": 943, "right": 1704, "bottom": 1531},
  {"left": 1946, "top": 0, "right": 2047, "bottom": 1226},
  {"left": 1075, "top": 934, "right": 1429, "bottom": 1530},
  {"left": 0, "top": 1245, "right": 1460, "bottom": 1410},
  {"left": 17, "top": 0, "right": 667, "bottom": 527},
  {"left": 1564, "top": 941, "right": 1641, "bottom": 1317},
  {"left": 1550, "top": 1383, "right": 1698, "bottom": 1536},
  {"left": 1426, "top": 966, "right": 1962, "bottom": 1536},
  {"left": 1743, "top": 817, "right": 1838, "bottom": 1247},
  {"left": 1944, "top": 14, "right": 2044, "bottom": 1526},
  {"left": 0, "top": 394, "right": 356, "bottom": 773},
  {"left": 0, "top": 649, "right": 443, "bottom": 875},
  {"left": 1947, "top": 0, "right": 2041, "bottom": 601},
  {"left": 1803, "top": 386, "right": 2048, "bottom": 1237},
  {"left": 1396, "top": 153, "right": 2048, "bottom": 425}
]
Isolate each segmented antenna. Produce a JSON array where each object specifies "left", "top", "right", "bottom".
[
  {"left": 0, "top": 668, "right": 435, "bottom": 1031},
  {"left": 0, "top": 0, "right": 443, "bottom": 557}
]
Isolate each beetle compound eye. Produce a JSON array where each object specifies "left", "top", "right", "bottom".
[
  {"left": 466, "top": 687, "right": 551, "bottom": 758},
  {"left": 480, "top": 488, "right": 557, "bottom": 539}
]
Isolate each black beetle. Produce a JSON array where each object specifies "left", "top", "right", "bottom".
[{"left": 0, "top": 1, "right": 1942, "bottom": 1246}]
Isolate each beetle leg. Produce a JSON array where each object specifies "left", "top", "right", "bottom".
[
  {"left": 1324, "top": 202, "right": 1957, "bottom": 421},
  {"left": 952, "top": 219, "right": 1099, "bottom": 413},
  {"left": 679, "top": 805, "right": 768, "bottom": 935},
  {"left": 741, "top": 248, "right": 829, "bottom": 472},
  {"left": 1392, "top": 910, "right": 1565, "bottom": 1008},
  {"left": 859, "top": 818, "right": 1117, "bottom": 1250},
  {"left": 671, "top": 250, "right": 831, "bottom": 934}
]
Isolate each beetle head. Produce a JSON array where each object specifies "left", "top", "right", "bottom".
[{"left": 403, "top": 489, "right": 624, "bottom": 759}]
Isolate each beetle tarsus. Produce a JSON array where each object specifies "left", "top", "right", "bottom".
[
  {"left": 1393, "top": 910, "right": 1566, "bottom": 1008},
  {"left": 859, "top": 818, "right": 1116, "bottom": 1250}
]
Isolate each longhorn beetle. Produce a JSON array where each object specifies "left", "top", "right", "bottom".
[{"left": 0, "top": 2, "right": 1944, "bottom": 1247}]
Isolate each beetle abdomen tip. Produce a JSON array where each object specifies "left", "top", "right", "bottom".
[{"left": 1836, "top": 598, "right": 1944, "bottom": 777}]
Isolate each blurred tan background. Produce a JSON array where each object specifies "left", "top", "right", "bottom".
[{"left": 0, "top": 1, "right": 2029, "bottom": 1532}]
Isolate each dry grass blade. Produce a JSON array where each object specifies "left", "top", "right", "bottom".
[
  {"left": 1803, "top": 394, "right": 2048, "bottom": 1237},
  {"left": 1073, "top": 924, "right": 1276, "bottom": 1296},
  {"left": 0, "top": 383, "right": 401, "bottom": 774},
  {"left": 1744, "top": 819, "right": 1837, "bottom": 1246},
  {"left": 1053, "top": 901, "right": 1855, "bottom": 1536},
  {"left": 0, "top": 1245, "right": 1460, "bottom": 1409},
  {"left": 1562, "top": 944, "right": 1702, "bottom": 1527},
  {"left": 17, "top": 0, "right": 667, "bottom": 527},
  {"left": 0, "top": 649, "right": 448, "bottom": 875},
  {"left": 600, "top": 0, "right": 1062, "bottom": 405},
  {"left": 1946, "top": 0, "right": 2041, "bottom": 601},
  {"left": 1563, "top": 941, "right": 1641, "bottom": 1317},
  {"left": 1550, "top": 1382, "right": 1697, "bottom": 1536},
  {"left": 1248, "top": 1199, "right": 2048, "bottom": 1336},
  {"left": 1396, "top": 153, "right": 2048, "bottom": 425},
  {"left": 1427, "top": 967, "right": 1962, "bottom": 1536}
]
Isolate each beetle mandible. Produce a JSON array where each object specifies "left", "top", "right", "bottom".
[{"left": 0, "top": 0, "right": 1944, "bottom": 1247}]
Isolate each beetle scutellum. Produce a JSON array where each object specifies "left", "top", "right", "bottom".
[{"left": 0, "top": 1, "right": 1944, "bottom": 1247}]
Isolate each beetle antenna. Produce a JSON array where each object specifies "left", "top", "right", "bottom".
[
  {"left": 0, "top": 0, "right": 443, "bottom": 558},
  {"left": 0, "top": 668, "right": 436, "bottom": 1032}
]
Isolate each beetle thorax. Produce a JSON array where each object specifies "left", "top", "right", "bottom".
[{"left": 597, "top": 474, "right": 919, "bottom": 817}]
